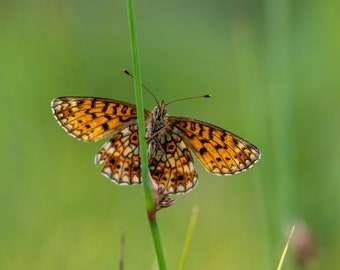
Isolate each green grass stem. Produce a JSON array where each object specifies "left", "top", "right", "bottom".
[
  {"left": 177, "top": 206, "right": 199, "bottom": 270},
  {"left": 264, "top": 0, "right": 297, "bottom": 268},
  {"left": 125, "top": 0, "right": 167, "bottom": 269}
]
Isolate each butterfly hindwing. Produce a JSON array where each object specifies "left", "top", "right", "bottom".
[
  {"left": 148, "top": 130, "right": 198, "bottom": 193},
  {"left": 95, "top": 124, "right": 142, "bottom": 185}
]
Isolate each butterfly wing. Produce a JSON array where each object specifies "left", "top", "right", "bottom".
[
  {"left": 52, "top": 96, "right": 148, "bottom": 142},
  {"left": 95, "top": 124, "right": 142, "bottom": 185},
  {"left": 171, "top": 117, "right": 261, "bottom": 175},
  {"left": 149, "top": 130, "right": 198, "bottom": 194}
]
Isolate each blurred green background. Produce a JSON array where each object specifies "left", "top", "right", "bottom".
[{"left": 1, "top": 0, "right": 339, "bottom": 269}]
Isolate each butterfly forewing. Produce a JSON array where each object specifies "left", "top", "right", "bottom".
[
  {"left": 171, "top": 117, "right": 261, "bottom": 175},
  {"left": 52, "top": 97, "right": 140, "bottom": 142}
]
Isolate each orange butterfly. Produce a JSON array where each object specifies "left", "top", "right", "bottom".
[{"left": 52, "top": 96, "right": 260, "bottom": 194}]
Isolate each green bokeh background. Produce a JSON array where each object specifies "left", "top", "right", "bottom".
[{"left": 1, "top": 1, "right": 339, "bottom": 269}]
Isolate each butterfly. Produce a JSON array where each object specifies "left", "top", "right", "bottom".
[{"left": 51, "top": 96, "right": 261, "bottom": 194}]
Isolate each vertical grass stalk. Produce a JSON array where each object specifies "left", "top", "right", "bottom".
[
  {"left": 264, "top": 0, "right": 297, "bottom": 268},
  {"left": 177, "top": 206, "right": 199, "bottom": 270},
  {"left": 125, "top": 0, "right": 167, "bottom": 269}
]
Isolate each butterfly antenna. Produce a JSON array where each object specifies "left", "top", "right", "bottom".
[
  {"left": 123, "top": 69, "right": 160, "bottom": 105},
  {"left": 166, "top": 94, "right": 211, "bottom": 106}
]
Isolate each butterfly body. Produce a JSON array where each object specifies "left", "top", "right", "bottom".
[{"left": 52, "top": 96, "right": 260, "bottom": 194}]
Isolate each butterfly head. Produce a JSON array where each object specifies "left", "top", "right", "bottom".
[
  {"left": 153, "top": 101, "right": 167, "bottom": 121},
  {"left": 146, "top": 101, "right": 169, "bottom": 139}
]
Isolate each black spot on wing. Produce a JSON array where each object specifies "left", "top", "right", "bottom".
[{"left": 199, "top": 147, "right": 207, "bottom": 155}]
